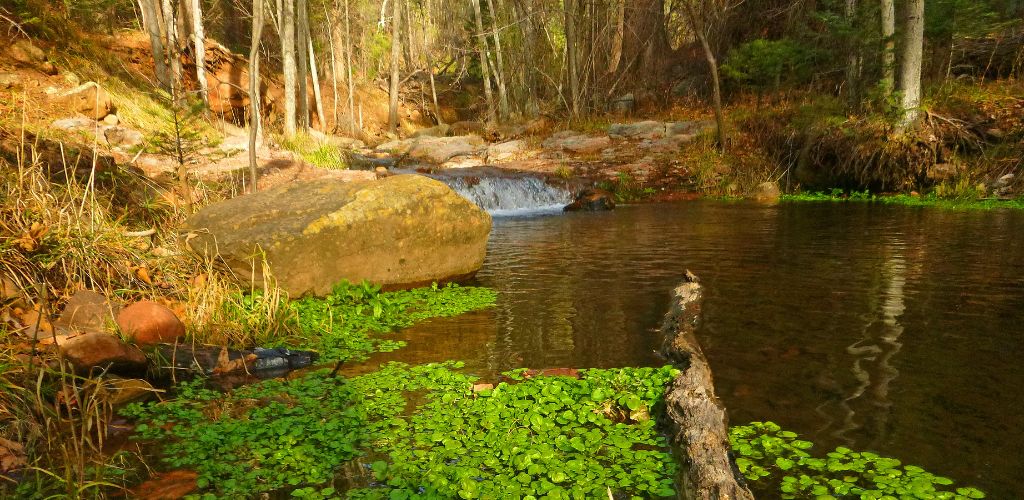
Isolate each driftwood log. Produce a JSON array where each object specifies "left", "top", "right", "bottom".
[{"left": 660, "top": 271, "right": 754, "bottom": 500}]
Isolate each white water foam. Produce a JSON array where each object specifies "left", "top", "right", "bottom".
[{"left": 446, "top": 176, "right": 573, "bottom": 217}]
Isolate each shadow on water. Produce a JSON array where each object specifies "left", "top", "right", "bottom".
[{"left": 365, "top": 200, "right": 1023, "bottom": 497}]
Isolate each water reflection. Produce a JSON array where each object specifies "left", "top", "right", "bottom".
[{"left": 368, "top": 201, "right": 1023, "bottom": 497}]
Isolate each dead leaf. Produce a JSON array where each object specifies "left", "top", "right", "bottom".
[
  {"left": 0, "top": 437, "right": 27, "bottom": 473},
  {"left": 135, "top": 266, "right": 154, "bottom": 286},
  {"left": 133, "top": 470, "right": 199, "bottom": 500}
]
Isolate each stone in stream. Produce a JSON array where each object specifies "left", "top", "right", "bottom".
[
  {"left": 58, "top": 332, "right": 148, "bottom": 375},
  {"left": 182, "top": 175, "right": 492, "bottom": 296},
  {"left": 751, "top": 181, "right": 781, "bottom": 204},
  {"left": 564, "top": 188, "right": 616, "bottom": 212},
  {"left": 377, "top": 135, "right": 486, "bottom": 164}
]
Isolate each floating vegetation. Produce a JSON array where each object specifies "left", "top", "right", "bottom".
[
  {"left": 122, "top": 364, "right": 680, "bottom": 499},
  {"left": 730, "top": 421, "right": 987, "bottom": 499}
]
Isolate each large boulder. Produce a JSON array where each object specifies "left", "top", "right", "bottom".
[{"left": 182, "top": 175, "right": 492, "bottom": 296}]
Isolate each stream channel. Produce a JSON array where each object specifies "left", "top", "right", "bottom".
[{"left": 358, "top": 178, "right": 1024, "bottom": 498}]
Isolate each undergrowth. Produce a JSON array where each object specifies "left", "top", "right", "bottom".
[
  {"left": 279, "top": 132, "right": 349, "bottom": 170},
  {"left": 121, "top": 363, "right": 680, "bottom": 499}
]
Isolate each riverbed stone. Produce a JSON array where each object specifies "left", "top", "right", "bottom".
[
  {"left": 564, "top": 188, "right": 616, "bottom": 211},
  {"left": 751, "top": 181, "right": 781, "bottom": 204},
  {"left": 487, "top": 140, "right": 529, "bottom": 162},
  {"left": 116, "top": 301, "right": 186, "bottom": 345},
  {"left": 542, "top": 131, "right": 610, "bottom": 154},
  {"left": 182, "top": 174, "right": 492, "bottom": 296},
  {"left": 377, "top": 135, "right": 486, "bottom": 164}
]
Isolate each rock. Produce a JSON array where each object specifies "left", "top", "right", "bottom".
[
  {"left": 64, "top": 71, "right": 81, "bottom": 87},
  {"left": 609, "top": 93, "right": 636, "bottom": 116},
  {"left": 0, "top": 72, "right": 21, "bottom": 89},
  {"left": 487, "top": 140, "right": 529, "bottom": 162},
  {"left": 441, "top": 156, "right": 486, "bottom": 169},
  {"left": 991, "top": 173, "right": 1015, "bottom": 197},
  {"left": 52, "top": 117, "right": 95, "bottom": 131},
  {"left": 609, "top": 121, "right": 667, "bottom": 140},
  {"left": 751, "top": 181, "right": 781, "bottom": 204},
  {"left": 53, "top": 290, "right": 118, "bottom": 334},
  {"left": 378, "top": 135, "right": 486, "bottom": 164},
  {"left": 183, "top": 175, "right": 492, "bottom": 296},
  {"left": 54, "top": 82, "right": 114, "bottom": 120},
  {"left": 104, "top": 126, "right": 144, "bottom": 149},
  {"left": 564, "top": 188, "right": 616, "bottom": 211},
  {"left": 374, "top": 166, "right": 389, "bottom": 176},
  {"left": 102, "top": 114, "right": 119, "bottom": 126},
  {"left": 411, "top": 124, "right": 450, "bottom": 138},
  {"left": 132, "top": 470, "right": 199, "bottom": 499},
  {"left": 542, "top": 131, "right": 610, "bottom": 154},
  {"left": 116, "top": 301, "right": 186, "bottom": 345},
  {"left": 666, "top": 121, "right": 714, "bottom": 137},
  {"left": 58, "top": 332, "right": 148, "bottom": 374},
  {"left": 8, "top": 40, "right": 57, "bottom": 75}
]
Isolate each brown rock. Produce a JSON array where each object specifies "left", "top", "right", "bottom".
[
  {"left": 116, "top": 301, "right": 186, "bottom": 345},
  {"left": 54, "top": 290, "right": 118, "bottom": 334},
  {"left": 8, "top": 40, "right": 57, "bottom": 74},
  {"left": 564, "top": 188, "right": 616, "bottom": 212},
  {"left": 183, "top": 175, "right": 492, "bottom": 296},
  {"left": 133, "top": 470, "right": 199, "bottom": 500},
  {"left": 54, "top": 82, "right": 115, "bottom": 120},
  {"left": 58, "top": 332, "right": 148, "bottom": 374},
  {"left": 101, "top": 377, "right": 158, "bottom": 407}
]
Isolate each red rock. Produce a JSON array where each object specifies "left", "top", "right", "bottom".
[
  {"left": 117, "top": 301, "right": 186, "bottom": 345},
  {"left": 58, "top": 332, "right": 148, "bottom": 374},
  {"left": 54, "top": 289, "right": 118, "bottom": 334}
]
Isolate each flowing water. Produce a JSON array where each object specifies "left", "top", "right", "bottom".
[{"left": 369, "top": 200, "right": 1024, "bottom": 497}]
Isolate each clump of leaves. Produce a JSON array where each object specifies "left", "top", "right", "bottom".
[
  {"left": 122, "top": 364, "right": 681, "bottom": 499},
  {"left": 730, "top": 421, "right": 986, "bottom": 499}
]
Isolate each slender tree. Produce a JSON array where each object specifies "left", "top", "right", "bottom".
[
  {"left": 681, "top": 0, "right": 727, "bottom": 151},
  {"left": 898, "top": 0, "right": 925, "bottom": 129},
  {"left": 486, "top": 0, "right": 510, "bottom": 119},
  {"left": 190, "top": 0, "right": 208, "bottom": 105},
  {"left": 471, "top": 0, "right": 496, "bottom": 123},
  {"left": 343, "top": 0, "right": 356, "bottom": 135},
  {"left": 296, "top": 0, "right": 310, "bottom": 130},
  {"left": 281, "top": 0, "right": 298, "bottom": 137},
  {"left": 249, "top": 0, "right": 264, "bottom": 192},
  {"left": 138, "top": 0, "right": 168, "bottom": 87},
  {"left": 388, "top": 0, "right": 402, "bottom": 132},
  {"left": 880, "top": 0, "right": 896, "bottom": 99},
  {"left": 161, "top": 0, "right": 182, "bottom": 91},
  {"left": 308, "top": 35, "right": 327, "bottom": 130}
]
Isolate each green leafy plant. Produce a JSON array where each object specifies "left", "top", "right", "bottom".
[
  {"left": 122, "top": 364, "right": 682, "bottom": 499},
  {"left": 730, "top": 421, "right": 986, "bottom": 499}
]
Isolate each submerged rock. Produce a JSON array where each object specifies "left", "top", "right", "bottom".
[
  {"left": 751, "top": 181, "right": 781, "bottom": 204},
  {"left": 182, "top": 175, "right": 492, "bottom": 296},
  {"left": 564, "top": 188, "right": 616, "bottom": 211}
]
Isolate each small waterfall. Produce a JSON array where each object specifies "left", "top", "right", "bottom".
[{"left": 445, "top": 176, "right": 573, "bottom": 216}]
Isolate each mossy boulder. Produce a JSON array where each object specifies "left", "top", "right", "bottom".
[{"left": 182, "top": 175, "right": 492, "bottom": 296}]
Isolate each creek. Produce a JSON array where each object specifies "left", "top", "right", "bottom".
[{"left": 362, "top": 200, "right": 1024, "bottom": 498}]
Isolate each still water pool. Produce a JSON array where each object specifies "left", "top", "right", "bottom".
[{"left": 366, "top": 201, "right": 1023, "bottom": 497}]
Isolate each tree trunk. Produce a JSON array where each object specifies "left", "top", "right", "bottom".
[
  {"left": 471, "top": 0, "right": 496, "bottom": 123},
  {"left": 325, "top": 2, "right": 340, "bottom": 131},
  {"left": 139, "top": 0, "right": 168, "bottom": 88},
  {"left": 564, "top": 0, "right": 579, "bottom": 116},
  {"left": 296, "top": 0, "right": 310, "bottom": 130},
  {"left": 898, "top": 0, "right": 924, "bottom": 129},
  {"left": 402, "top": 0, "right": 415, "bottom": 70},
  {"left": 190, "top": 0, "right": 208, "bottom": 105},
  {"left": 880, "top": 0, "right": 896, "bottom": 98},
  {"left": 607, "top": 0, "right": 625, "bottom": 74},
  {"left": 486, "top": 0, "right": 510, "bottom": 120},
  {"left": 281, "top": 0, "right": 297, "bottom": 137},
  {"left": 388, "top": 0, "right": 402, "bottom": 133},
  {"left": 845, "top": 0, "right": 860, "bottom": 105},
  {"left": 249, "top": 0, "right": 264, "bottom": 193},
  {"left": 308, "top": 35, "right": 327, "bottom": 131},
  {"left": 422, "top": 0, "right": 443, "bottom": 124},
  {"left": 161, "top": 0, "right": 182, "bottom": 91},
  {"left": 659, "top": 273, "right": 755, "bottom": 500},
  {"left": 343, "top": 0, "right": 356, "bottom": 135}
]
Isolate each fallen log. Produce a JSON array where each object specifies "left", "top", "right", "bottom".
[
  {"left": 660, "top": 271, "right": 754, "bottom": 500},
  {"left": 148, "top": 344, "right": 318, "bottom": 379}
]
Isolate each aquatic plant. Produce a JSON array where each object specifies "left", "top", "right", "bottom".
[
  {"left": 287, "top": 281, "right": 498, "bottom": 361},
  {"left": 730, "top": 421, "right": 987, "bottom": 499},
  {"left": 122, "top": 364, "right": 680, "bottom": 499},
  {"left": 781, "top": 189, "right": 1024, "bottom": 210}
]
